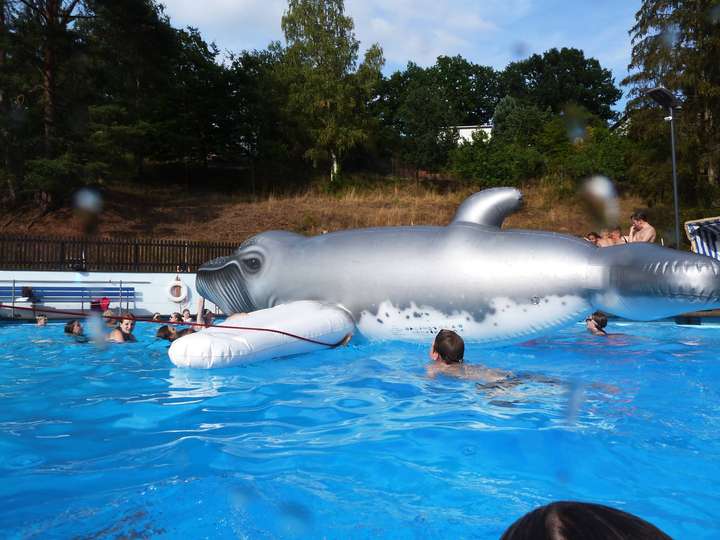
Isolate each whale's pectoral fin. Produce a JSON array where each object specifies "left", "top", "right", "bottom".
[{"left": 450, "top": 187, "right": 523, "bottom": 228}]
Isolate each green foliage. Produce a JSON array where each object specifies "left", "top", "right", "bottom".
[
  {"left": 24, "top": 154, "right": 85, "bottom": 200},
  {"left": 280, "top": 0, "right": 384, "bottom": 181},
  {"left": 450, "top": 133, "right": 544, "bottom": 186},
  {"left": 1, "top": 0, "right": 644, "bottom": 210},
  {"left": 375, "top": 57, "right": 500, "bottom": 173},
  {"left": 451, "top": 103, "right": 635, "bottom": 190},
  {"left": 623, "top": 0, "right": 720, "bottom": 205},
  {"left": 501, "top": 47, "right": 622, "bottom": 121}
]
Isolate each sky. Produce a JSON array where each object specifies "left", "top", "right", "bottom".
[{"left": 160, "top": 0, "right": 640, "bottom": 112}]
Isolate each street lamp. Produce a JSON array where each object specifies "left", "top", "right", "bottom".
[{"left": 645, "top": 86, "right": 682, "bottom": 249}]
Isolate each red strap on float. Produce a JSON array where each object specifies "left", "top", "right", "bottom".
[{"left": 0, "top": 303, "right": 350, "bottom": 348}]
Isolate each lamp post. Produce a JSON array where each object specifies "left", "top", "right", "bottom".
[{"left": 645, "top": 86, "right": 681, "bottom": 249}]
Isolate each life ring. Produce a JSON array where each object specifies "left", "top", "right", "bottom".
[{"left": 167, "top": 277, "right": 188, "bottom": 303}]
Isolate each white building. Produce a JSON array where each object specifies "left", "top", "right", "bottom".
[{"left": 455, "top": 123, "right": 493, "bottom": 144}]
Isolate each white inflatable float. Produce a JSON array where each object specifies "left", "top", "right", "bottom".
[{"left": 168, "top": 301, "right": 355, "bottom": 368}]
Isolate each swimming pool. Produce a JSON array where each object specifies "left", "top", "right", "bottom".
[{"left": 0, "top": 320, "right": 718, "bottom": 538}]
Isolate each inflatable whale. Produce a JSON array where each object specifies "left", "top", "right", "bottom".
[{"left": 186, "top": 187, "right": 719, "bottom": 354}]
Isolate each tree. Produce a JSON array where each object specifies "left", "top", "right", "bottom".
[
  {"left": 501, "top": 47, "right": 622, "bottom": 121},
  {"left": 0, "top": 0, "right": 95, "bottom": 208},
  {"left": 281, "top": 0, "right": 384, "bottom": 182},
  {"left": 623, "top": 1, "right": 720, "bottom": 204},
  {"left": 10, "top": 1, "right": 89, "bottom": 155},
  {"left": 433, "top": 55, "right": 500, "bottom": 125},
  {"left": 375, "top": 62, "right": 460, "bottom": 175}
]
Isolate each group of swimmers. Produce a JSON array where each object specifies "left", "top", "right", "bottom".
[
  {"left": 36, "top": 306, "right": 217, "bottom": 344},
  {"left": 58, "top": 312, "right": 137, "bottom": 343},
  {"left": 428, "top": 310, "right": 611, "bottom": 385},
  {"left": 154, "top": 306, "right": 216, "bottom": 342}
]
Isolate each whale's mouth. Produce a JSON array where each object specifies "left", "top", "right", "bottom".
[{"left": 197, "top": 256, "right": 256, "bottom": 314}]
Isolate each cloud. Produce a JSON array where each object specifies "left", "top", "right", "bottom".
[
  {"left": 162, "top": 0, "right": 285, "bottom": 51},
  {"left": 160, "top": 0, "right": 636, "bottom": 110}
]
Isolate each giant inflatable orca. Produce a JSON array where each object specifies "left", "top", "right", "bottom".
[{"left": 195, "top": 188, "right": 720, "bottom": 345}]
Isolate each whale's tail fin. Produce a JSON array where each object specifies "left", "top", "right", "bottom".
[{"left": 591, "top": 243, "right": 720, "bottom": 320}]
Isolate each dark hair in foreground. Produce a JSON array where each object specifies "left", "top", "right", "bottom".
[
  {"left": 631, "top": 211, "right": 648, "bottom": 222},
  {"left": 590, "top": 311, "right": 608, "bottom": 329},
  {"left": 433, "top": 329, "right": 464, "bottom": 364},
  {"left": 500, "top": 501, "right": 672, "bottom": 540}
]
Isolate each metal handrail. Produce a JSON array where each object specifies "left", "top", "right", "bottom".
[{"left": 0, "top": 279, "right": 154, "bottom": 284}]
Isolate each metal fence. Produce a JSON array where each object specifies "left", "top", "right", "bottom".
[{"left": 0, "top": 235, "right": 237, "bottom": 273}]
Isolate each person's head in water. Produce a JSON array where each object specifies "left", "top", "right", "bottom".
[
  {"left": 156, "top": 325, "right": 177, "bottom": 341},
  {"left": 119, "top": 313, "right": 135, "bottom": 335},
  {"left": 500, "top": 501, "right": 671, "bottom": 540},
  {"left": 585, "top": 311, "right": 608, "bottom": 335},
  {"left": 584, "top": 232, "right": 600, "bottom": 245},
  {"left": 64, "top": 320, "right": 83, "bottom": 336},
  {"left": 36, "top": 314, "right": 48, "bottom": 326},
  {"left": 430, "top": 329, "right": 464, "bottom": 364}
]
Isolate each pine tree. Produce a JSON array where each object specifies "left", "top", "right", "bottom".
[{"left": 623, "top": 1, "right": 720, "bottom": 204}]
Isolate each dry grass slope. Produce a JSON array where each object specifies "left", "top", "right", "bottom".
[{"left": 1, "top": 183, "right": 647, "bottom": 244}]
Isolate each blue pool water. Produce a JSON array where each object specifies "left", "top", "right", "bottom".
[{"left": 0, "top": 320, "right": 719, "bottom": 539}]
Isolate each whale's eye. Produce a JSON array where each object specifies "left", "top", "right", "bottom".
[{"left": 242, "top": 256, "right": 262, "bottom": 273}]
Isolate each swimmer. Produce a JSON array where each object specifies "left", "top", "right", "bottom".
[
  {"left": 64, "top": 319, "right": 89, "bottom": 342},
  {"left": 195, "top": 297, "right": 216, "bottom": 326},
  {"left": 64, "top": 319, "right": 83, "bottom": 336},
  {"left": 156, "top": 325, "right": 194, "bottom": 342},
  {"left": 36, "top": 314, "right": 48, "bottom": 326},
  {"left": 108, "top": 313, "right": 137, "bottom": 343},
  {"left": 583, "top": 232, "right": 600, "bottom": 246},
  {"left": 169, "top": 312, "right": 183, "bottom": 324},
  {"left": 152, "top": 312, "right": 162, "bottom": 321},
  {"left": 427, "top": 329, "right": 511, "bottom": 383},
  {"left": 585, "top": 311, "right": 608, "bottom": 336},
  {"left": 182, "top": 308, "right": 192, "bottom": 323},
  {"left": 103, "top": 309, "right": 117, "bottom": 328}
]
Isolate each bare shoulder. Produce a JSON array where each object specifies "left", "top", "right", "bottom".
[{"left": 107, "top": 328, "right": 123, "bottom": 343}]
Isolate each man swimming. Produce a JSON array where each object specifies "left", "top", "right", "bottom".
[{"left": 427, "top": 329, "right": 512, "bottom": 383}]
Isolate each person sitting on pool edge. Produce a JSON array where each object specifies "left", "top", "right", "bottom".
[
  {"left": 108, "top": 313, "right": 137, "bottom": 343},
  {"left": 585, "top": 311, "right": 608, "bottom": 336},
  {"left": 428, "top": 329, "right": 511, "bottom": 383},
  {"left": 156, "top": 325, "right": 194, "bottom": 342}
]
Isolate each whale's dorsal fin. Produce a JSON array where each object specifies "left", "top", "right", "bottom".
[{"left": 451, "top": 187, "right": 523, "bottom": 228}]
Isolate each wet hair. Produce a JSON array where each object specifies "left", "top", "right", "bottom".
[
  {"left": 170, "top": 312, "right": 182, "bottom": 321},
  {"left": 64, "top": 320, "right": 80, "bottom": 334},
  {"left": 120, "top": 312, "right": 135, "bottom": 323},
  {"left": 631, "top": 211, "right": 648, "bottom": 222},
  {"left": 156, "top": 325, "right": 176, "bottom": 341},
  {"left": 152, "top": 312, "right": 162, "bottom": 321},
  {"left": 500, "top": 501, "right": 671, "bottom": 540},
  {"left": 589, "top": 311, "right": 608, "bottom": 329},
  {"left": 433, "top": 329, "right": 464, "bottom": 364},
  {"left": 585, "top": 232, "right": 599, "bottom": 241}
]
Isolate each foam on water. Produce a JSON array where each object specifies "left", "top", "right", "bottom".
[{"left": 0, "top": 320, "right": 719, "bottom": 538}]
